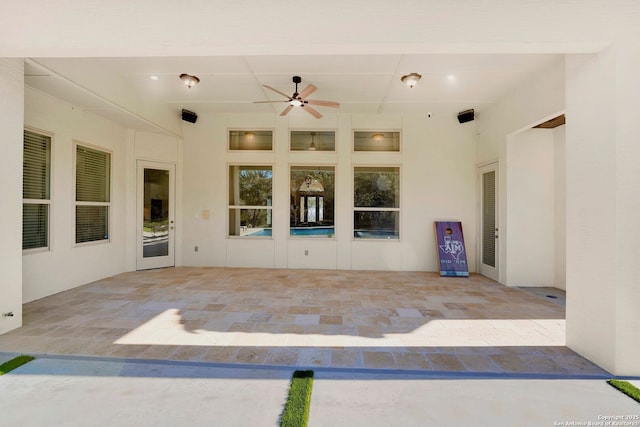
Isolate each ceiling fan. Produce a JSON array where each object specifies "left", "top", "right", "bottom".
[{"left": 254, "top": 76, "right": 340, "bottom": 119}]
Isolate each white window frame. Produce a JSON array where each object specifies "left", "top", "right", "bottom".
[
  {"left": 352, "top": 130, "right": 402, "bottom": 153},
  {"left": 289, "top": 164, "right": 337, "bottom": 238},
  {"left": 23, "top": 128, "right": 53, "bottom": 253},
  {"left": 289, "top": 130, "right": 337, "bottom": 152},
  {"left": 352, "top": 165, "right": 401, "bottom": 240},
  {"left": 73, "top": 141, "right": 112, "bottom": 246},
  {"left": 228, "top": 129, "right": 274, "bottom": 152},
  {"left": 227, "top": 163, "right": 274, "bottom": 238}
]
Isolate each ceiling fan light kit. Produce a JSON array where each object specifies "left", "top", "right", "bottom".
[
  {"left": 401, "top": 73, "right": 422, "bottom": 88},
  {"left": 179, "top": 73, "right": 200, "bottom": 88},
  {"left": 254, "top": 75, "right": 340, "bottom": 119}
]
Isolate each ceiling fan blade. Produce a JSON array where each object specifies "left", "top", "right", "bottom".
[
  {"left": 253, "top": 100, "right": 289, "bottom": 104},
  {"left": 280, "top": 105, "right": 294, "bottom": 116},
  {"left": 263, "top": 85, "right": 292, "bottom": 99},
  {"left": 302, "top": 105, "right": 323, "bottom": 119},
  {"left": 297, "top": 84, "right": 317, "bottom": 100},
  {"left": 306, "top": 100, "right": 340, "bottom": 108}
]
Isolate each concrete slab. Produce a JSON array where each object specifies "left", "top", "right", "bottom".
[
  {"left": 0, "top": 356, "right": 292, "bottom": 427},
  {"left": 2, "top": 354, "right": 638, "bottom": 426},
  {"left": 309, "top": 371, "right": 640, "bottom": 427}
]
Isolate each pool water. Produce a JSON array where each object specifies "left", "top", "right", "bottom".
[
  {"left": 246, "top": 228, "right": 273, "bottom": 237},
  {"left": 246, "top": 227, "right": 335, "bottom": 237},
  {"left": 245, "top": 227, "right": 399, "bottom": 239},
  {"left": 354, "top": 230, "right": 399, "bottom": 239},
  {"left": 290, "top": 227, "right": 334, "bottom": 237}
]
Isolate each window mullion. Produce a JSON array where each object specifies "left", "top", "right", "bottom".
[
  {"left": 23, "top": 199, "right": 51, "bottom": 205},
  {"left": 75, "top": 201, "right": 111, "bottom": 207}
]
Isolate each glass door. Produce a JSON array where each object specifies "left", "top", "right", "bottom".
[
  {"left": 478, "top": 163, "right": 499, "bottom": 281},
  {"left": 137, "top": 161, "right": 175, "bottom": 270}
]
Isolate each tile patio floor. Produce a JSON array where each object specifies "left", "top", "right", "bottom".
[{"left": 0, "top": 267, "right": 607, "bottom": 376}]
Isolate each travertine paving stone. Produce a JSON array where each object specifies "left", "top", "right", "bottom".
[{"left": 0, "top": 267, "right": 608, "bottom": 376}]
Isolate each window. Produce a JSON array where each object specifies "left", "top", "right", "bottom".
[
  {"left": 354, "top": 131, "right": 400, "bottom": 152},
  {"left": 228, "top": 165, "right": 273, "bottom": 237},
  {"left": 353, "top": 166, "right": 400, "bottom": 239},
  {"left": 229, "top": 130, "right": 273, "bottom": 151},
  {"left": 290, "top": 131, "right": 335, "bottom": 151},
  {"left": 75, "top": 144, "right": 111, "bottom": 244},
  {"left": 23, "top": 130, "right": 51, "bottom": 251},
  {"left": 290, "top": 166, "right": 335, "bottom": 237}
]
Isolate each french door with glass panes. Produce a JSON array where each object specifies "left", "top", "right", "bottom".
[{"left": 137, "top": 161, "right": 175, "bottom": 270}]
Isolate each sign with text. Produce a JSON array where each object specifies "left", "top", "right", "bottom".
[{"left": 434, "top": 221, "right": 469, "bottom": 277}]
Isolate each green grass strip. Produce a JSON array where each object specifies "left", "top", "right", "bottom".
[
  {"left": 0, "top": 355, "right": 35, "bottom": 376},
  {"left": 608, "top": 379, "right": 640, "bottom": 403},
  {"left": 281, "top": 370, "right": 314, "bottom": 427}
]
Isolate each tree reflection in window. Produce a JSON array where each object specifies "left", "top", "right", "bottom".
[
  {"left": 229, "top": 165, "right": 272, "bottom": 237},
  {"left": 354, "top": 167, "right": 400, "bottom": 239}
]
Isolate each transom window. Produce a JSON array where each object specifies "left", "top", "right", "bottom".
[
  {"left": 290, "top": 131, "right": 335, "bottom": 151},
  {"left": 229, "top": 130, "right": 273, "bottom": 151},
  {"left": 354, "top": 131, "right": 400, "bottom": 152}
]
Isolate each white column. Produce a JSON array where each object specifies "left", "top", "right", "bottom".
[
  {"left": 565, "top": 43, "right": 640, "bottom": 376},
  {"left": 336, "top": 114, "right": 353, "bottom": 270},
  {"left": 0, "top": 59, "right": 24, "bottom": 334},
  {"left": 612, "top": 42, "right": 640, "bottom": 375}
]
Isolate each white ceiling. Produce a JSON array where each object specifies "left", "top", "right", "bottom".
[
  {"left": 24, "top": 53, "right": 561, "bottom": 131},
  {"left": 8, "top": 1, "right": 638, "bottom": 135}
]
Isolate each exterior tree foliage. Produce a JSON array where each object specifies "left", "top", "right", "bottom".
[
  {"left": 239, "top": 168, "right": 272, "bottom": 227},
  {"left": 354, "top": 169, "right": 399, "bottom": 234}
]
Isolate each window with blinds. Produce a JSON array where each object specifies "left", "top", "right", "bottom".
[
  {"left": 23, "top": 130, "right": 51, "bottom": 250},
  {"left": 75, "top": 144, "right": 111, "bottom": 244},
  {"left": 482, "top": 170, "right": 496, "bottom": 267}
]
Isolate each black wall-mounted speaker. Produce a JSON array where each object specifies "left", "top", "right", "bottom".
[
  {"left": 181, "top": 109, "right": 198, "bottom": 123},
  {"left": 457, "top": 109, "right": 475, "bottom": 124}
]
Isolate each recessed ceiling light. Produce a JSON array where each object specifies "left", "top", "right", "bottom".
[
  {"left": 150, "top": 75, "right": 159, "bottom": 81},
  {"left": 447, "top": 74, "right": 456, "bottom": 83}
]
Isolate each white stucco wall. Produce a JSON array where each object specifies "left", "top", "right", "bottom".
[
  {"left": 0, "top": 59, "right": 24, "bottom": 333},
  {"left": 22, "top": 88, "right": 129, "bottom": 302},
  {"left": 506, "top": 128, "right": 555, "bottom": 287},
  {"left": 477, "top": 58, "right": 565, "bottom": 285},
  {"left": 612, "top": 42, "right": 640, "bottom": 375},
  {"left": 553, "top": 125, "right": 566, "bottom": 290},
  {"left": 565, "top": 49, "right": 618, "bottom": 372},
  {"left": 566, "top": 44, "right": 640, "bottom": 376},
  {"left": 180, "top": 111, "right": 476, "bottom": 272}
]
